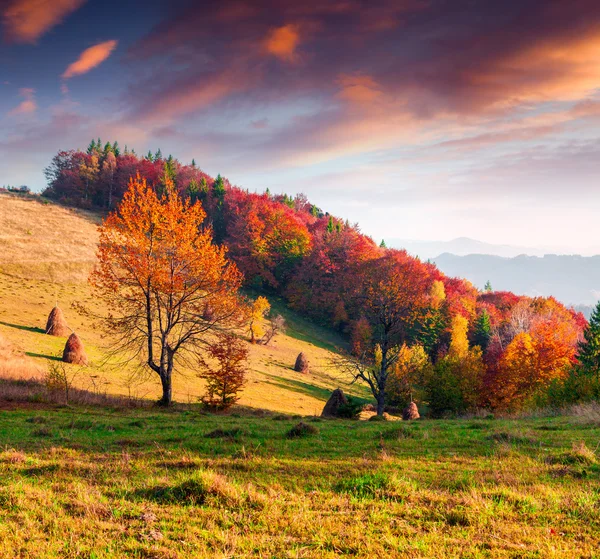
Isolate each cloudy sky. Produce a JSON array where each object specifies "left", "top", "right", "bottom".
[{"left": 2, "top": 0, "right": 600, "bottom": 253}]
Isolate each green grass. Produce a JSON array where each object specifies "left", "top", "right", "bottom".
[{"left": 0, "top": 407, "right": 599, "bottom": 558}]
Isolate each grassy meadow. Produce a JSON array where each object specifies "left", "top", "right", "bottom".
[
  {"left": 0, "top": 408, "right": 599, "bottom": 557},
  {"left": 1, "top": 192, "right": 600, "bottom": 558}
]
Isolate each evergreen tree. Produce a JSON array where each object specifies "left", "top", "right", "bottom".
[
  {"left": 146, "top": 151, "right": 154, "bottom": 161},
  {"left": 212, "top": 174, "right": 227, "bottom": 242},
  {"left": 577, "top": 301, "right": 600, "bottom": 379},
  {"left": 103, "top": 141, "right": 113, "bottom": 155},
  {"left": 191, "top": 158, "right": 197, "bottom": 167},
  {"left": 484, "top": 280, "right": 493, "bottom": 293},
  {"left": 123, "top": 145, "right": 129, "bottom": 155},
  {"left": 380, "top": 239, "right": 387, "bottom": 248},
  {"left": 265, "top": 187, "right": 271, "bottom": 197},
  {"left": 326, "top": 216, "right": 334, "bottom": 233},
  {"left": 112, "top": 141, "right": 120, "bottom": 156},
  {"left": 473, "top": 310, "right": 491, "bottom": 351},
  {"left": 154, "top": 148, "right": 163, "bottom": 160},
  {"left": 87, "top": 139, "right": 96, "bottom": 154},
  {"left": 213, "top": 174, "right": 225, "bottom": 205}
]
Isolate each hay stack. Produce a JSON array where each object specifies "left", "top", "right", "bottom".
[
  {"left": 45, "top": 306, "right": 70, "bottom": 337},
  {"left": 294, "top": 352, "right": 309, "bottom": 373},
  {"left": 62, "top": 333, "right": 88, "bottom": 366},
  {"left": 321, "top": 388, "right": 348, "bottom": 417},
  {"left": 403, "top": 401, "right": 420, "bottom": 420}
]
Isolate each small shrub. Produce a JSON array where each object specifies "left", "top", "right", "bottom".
[
  {"left": 25, "top": 416, "right": 48, "bottom": 424},
  {"left": 32, "top": 427, "right": 52, "bottom": 437},
  {"left": 205, "top": 427, "right": 248, "bottom": 440},
  {"left": 337, "top": 396, "right": 363, "bottom": 419},
  {"left": 382, "top": 425, "right": 419, "bottom": 440},
  {"left": 546, "top": 442, "right": 597, "bottom": 466},
  {"left": 287, "top": 422, "right": 319, "bottom": 438}
]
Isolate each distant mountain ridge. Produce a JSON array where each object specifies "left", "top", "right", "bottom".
[
  {"left": 432, "top": 252, "right": 600, "bottom": 309},
  {"left": 388, "top": 237, "right": 548, "bottom": 259}
]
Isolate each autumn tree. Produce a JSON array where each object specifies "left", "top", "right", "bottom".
[
  {"left": 342, "top": 250, "right": 431, "bottom": 416},
  {"left": 249, "top": 296, "right": 271, "bottom": 343},
  {"left": 90, "top": 175, "right": 244, "bottom": 406},
  {"left": 386, "top": 343, "right": 432, "bottom": 407},
  {"left": 198, "top": 333, "right": 249, "bottom": 409},
  {"left": 426, "top": 311, "right": 485, "bottom": 415}
]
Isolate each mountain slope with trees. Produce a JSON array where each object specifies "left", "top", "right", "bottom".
[{"left": 40, "top": 141, "right": 596, "bottom": 413}]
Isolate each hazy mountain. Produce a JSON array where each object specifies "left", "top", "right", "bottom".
[
  {"left": 433, "top": 253, "right": 600, "bottom": 311},
  {"left": 387, "top": 237, "right": 547, "bottom": 259}
]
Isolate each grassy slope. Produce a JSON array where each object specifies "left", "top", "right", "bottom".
[
  {"left": 0, "top": 407, "right": 599, "bottom": 557},
  {"left": 0, "top": 192, "right": 368, "bottom": 413}
]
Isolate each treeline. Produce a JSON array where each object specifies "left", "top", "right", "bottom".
[{"left": 43, "top": 143, "right": 599, "bottom": 414}]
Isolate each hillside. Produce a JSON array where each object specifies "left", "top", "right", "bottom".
[
  {"left": 0, "top": 192, "right": 368, "bottom": 414},
  {"left": 434, "top": 252, "right": 600, "bottom": 308}
]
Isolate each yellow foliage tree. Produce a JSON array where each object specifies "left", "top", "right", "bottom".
[
  {"left": 387, "top": 343, "right": 432, "bottom": 406},
  {"left": 249, "top": 296, "right": 271, "bottom": 343},
  {"left": 449, "top": 314, "right": 469, "bottom": 358}
]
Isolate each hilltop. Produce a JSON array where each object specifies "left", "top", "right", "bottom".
[{"left": 0, "top": 191, "right": 368, "bottom": 414}]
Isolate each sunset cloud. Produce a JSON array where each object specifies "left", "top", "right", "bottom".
[
  {"left": 62, "top": 39, "right": 118, "bottom": 79},
  {"left": 8, "top": 88, "right": 36, "bottom": 115},
  {"left": 2, "top": 0, "right": 85, "bottom": 43},
  {"left": 337, "top": 75, "right": 383, "bottom": 105},
  {"left": 264, "top": 24, "right": 300, "bottom": 62}
]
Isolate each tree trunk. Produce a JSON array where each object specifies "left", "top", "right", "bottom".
[
  {"left": 158, "top": 371, "right": 172, "bottom": 406},
  {"left": 158, "top": 348, "right": 174, "bottom": 406},
  {"left": 376, "top": 391, "right": 386, "bottom": 416}
]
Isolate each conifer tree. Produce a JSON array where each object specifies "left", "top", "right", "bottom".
[
  {"left": 380, "top": 239, "right": 387, "bottom": 248},
  {"left": 326, "top": 216, "right": 334, "bottom": 233},
  {"left": 577, "top": 301, "right": 600, "bottom": 379},
  {"left": 146, "top": 150, "right": 153, "bottom": 161},
  {"left": 87, "top": 139, "right": 96, "bottom": 154},
  {"left": 484, "top": 280, "right": 493, "bottom": 293},
  {"left": 473, "top": 310, "right": 491, "bottom": 351},
  {"left": 154, "top": 148, "right": 163, "bottom": 160},
  {"left": 112, "top": 141, "right": 120, "bottom": 156}
]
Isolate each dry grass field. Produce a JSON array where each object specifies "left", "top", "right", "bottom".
[{"left": 0, "top": 192, "right": 368, "bottom": 414}]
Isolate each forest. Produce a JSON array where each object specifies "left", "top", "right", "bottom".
[{"left": 42, "top": 140, "right": 600, "bottom": 415}]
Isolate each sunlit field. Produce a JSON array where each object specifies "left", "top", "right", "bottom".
[{"left": 0, "top": 192, "right": 368, "bottom": 413}]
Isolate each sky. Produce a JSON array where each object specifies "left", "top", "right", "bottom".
[{"left": 2, "top": 0, "right": 600, "bottom": 254}]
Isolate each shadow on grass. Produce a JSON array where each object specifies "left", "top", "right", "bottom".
[
  {"left": 26, "top": 352, "right": 62, "bottom": 362},
  {"left": 0, "top": 321, "right": 45, "bottom": 334},
  {"left": 261, "top": 372, "right": 333, "bottom": 401}
]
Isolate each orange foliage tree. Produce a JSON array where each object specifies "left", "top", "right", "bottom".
[
  {"left": 198, "top": 333, "right": 249, "bottom": 409},
  {"left": 91, "top": 175, "right": 244, "bottom": 406}
]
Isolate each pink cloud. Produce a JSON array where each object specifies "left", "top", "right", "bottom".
[
  {"left": 264, "top": 24, "right": 300, "bottom": 62},
  {"left": 8, "top": 87, "right": 36, "bottom": 115},
  {"left": 62, "top": 39, "right": 118, "bottom": 79},
  {"left": 2, "top": 0, "right": 85, "bottom": 43}
]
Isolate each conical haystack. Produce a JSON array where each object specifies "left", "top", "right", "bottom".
[
  {"left": 321, "top": 388, "right": 348, "bottom": 417},
  {"left": 294, "top": 352, "right": 309, "bottom": 374},
  {"left": 403, "top": 401, "right": 420, "bottom": 420},
  {"left": 45, "top": 306, "right": 70, "bottom": 337},
  {"left": 62, "top": 333, "right": 88, "bottom": 366}
]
